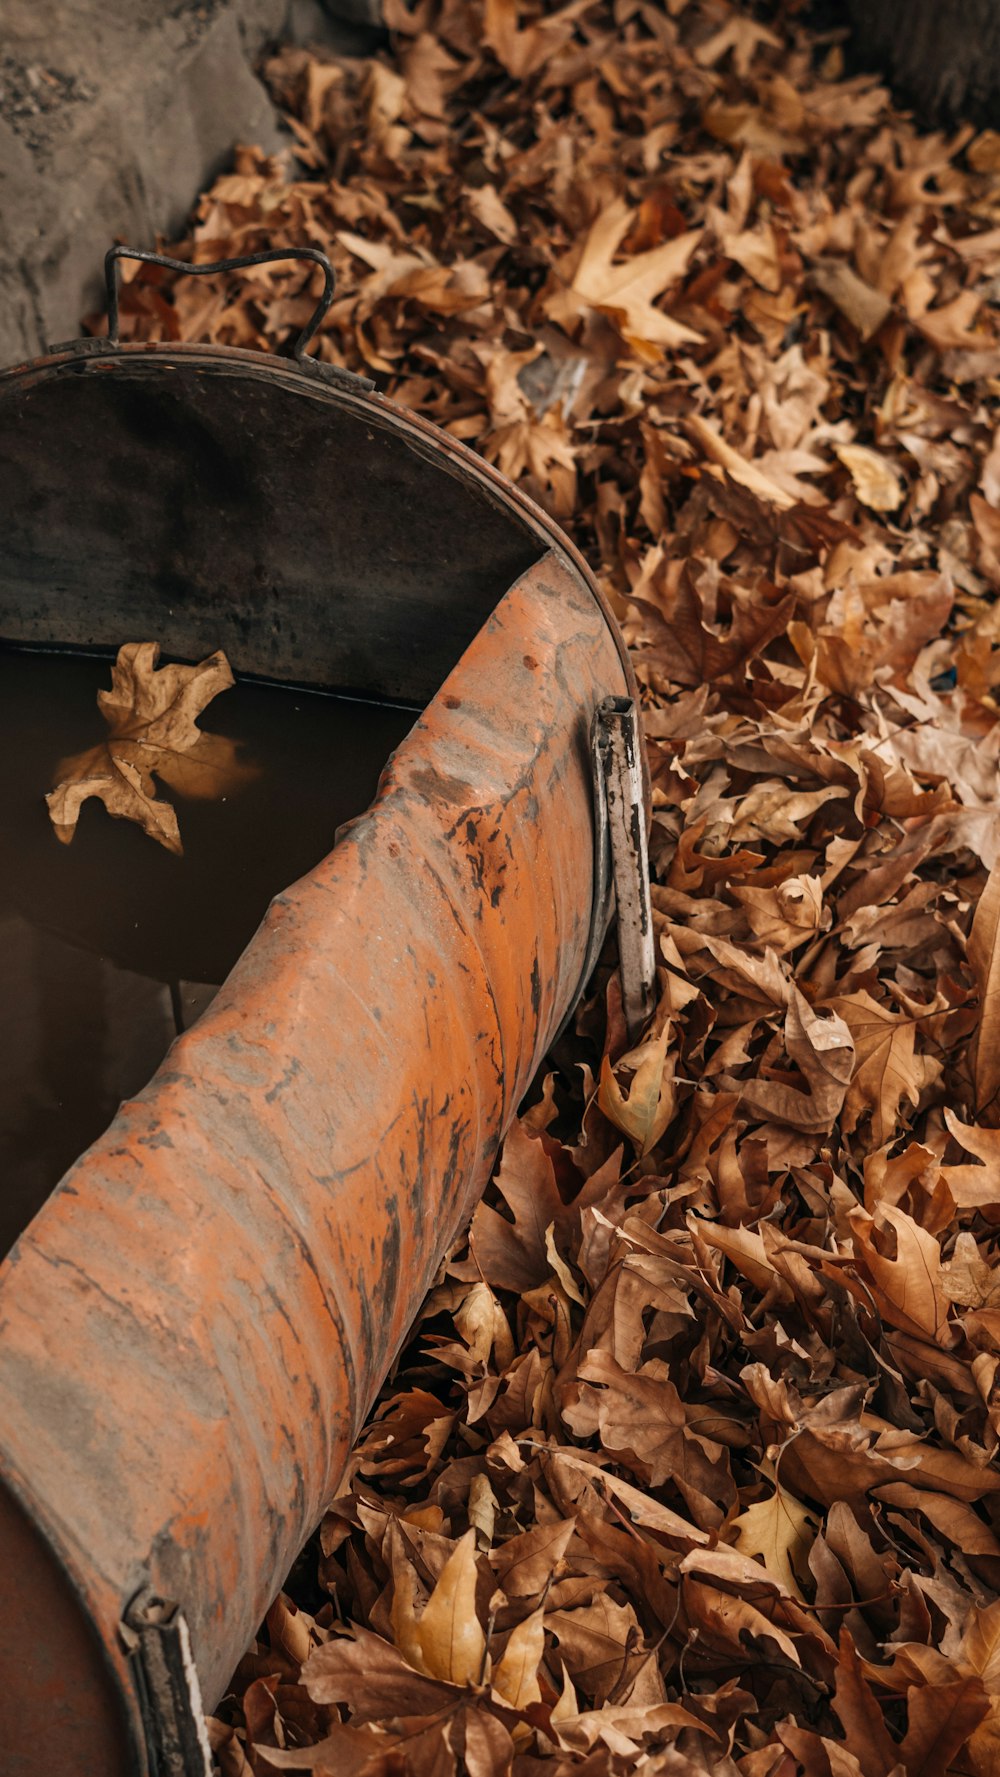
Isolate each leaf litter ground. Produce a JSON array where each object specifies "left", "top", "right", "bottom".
[{"left": 110, "top": 2, "right": 1000, "bottom": 1771}]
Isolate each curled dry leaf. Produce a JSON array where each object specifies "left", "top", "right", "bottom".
[
  {"left": 969, "top": 861, "right": 1000, "bottom": 1124},
  {"left": 390, "top": 1529, "right": 486, "bottom": 1686},
  {"left": 810, "top": 258, "right": 893, "bottom": 341},
  {"left": 739, "top": 988, "right": 854, "bottom": 1133},
  {"left": 731, "top": 1484, "right": 818, "bottom": 1601},
  {"left": 834, "top": 443, "right": 904, "bottom": 511},
  {"left": 597, "top": 1022, "right": 675, "bottom": 1155}
]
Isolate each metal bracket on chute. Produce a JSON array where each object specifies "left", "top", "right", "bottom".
[
  {"left": 592, "top": 696, "right": 657, "bottom": 1041},
  {"left": 121, "top": 1586, "right": 213, "bottom": 1777}
]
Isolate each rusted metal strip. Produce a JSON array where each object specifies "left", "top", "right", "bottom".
[
  {"left": 594, "top": 696, "right": 656, "bottom": 1040},
  {"left": 121, "top": 1589, "right": 213, "bottom": 1777}
]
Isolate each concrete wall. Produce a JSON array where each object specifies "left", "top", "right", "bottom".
[{"left": 0, "top": 0, "right": 369, "bottom": 367}]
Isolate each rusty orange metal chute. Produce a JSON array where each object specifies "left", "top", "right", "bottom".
[{"left": 0, "top": 249, "right": 644, "bottom": 1775}]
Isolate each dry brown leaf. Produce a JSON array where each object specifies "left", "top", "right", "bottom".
[
  {"left": 834, "top": 443, "right": 904, "bottom": 511},
  {"left": 687, "top": 414, "right": 797, "bottom": 508},
  {"left": 598, "top": 1022, "right": 675, "bottom": 1155},
  {"left": 545, "top": 200, "right": 703, "bottom": 354},
  {"left": 941, "top": 1110, "right": 1000, "bottom": 1210},
  {"left": 830, "top": 1631, "right": 899, "bottom": 1777},
  {"left": 834, "top": 990, "right": 938, "bottom": 1146},
  {"left": 940, "top": 1231, "right": 1000, "bottom": 1308},
  {"left": 969, "top": 862, "right": 1000, "bottom": 1125},
  {"left": 731, "top": 873, "right": 825, "bottom": 954},
  {"left": 550, "top": 1698, "right": 708, "bottom": 1756},
  {"left": 567, "top": 1348, "right": 733, "bottom": 1524},
  {"left": 740, "top": 988, "right": 854, "bottom": 1133},
  {"left": 490, "top": 1607, "right": 544, "bottom": 1710},
  {"left": 731, "top": 1485, "right": 817, "bottom": 1600},
  {"left": 898, "top": 1678, "right": 990, "bottom": 1776},
  {"left": 402, "top": 31, "right": 460, "bottom": 122},
  {"left": 390, "top": 1529, "right": 486, "bottom": 1686},
  {"left": 955, "top": 1599, "right": 1000, "bottom": 1692},
  {"left": 303, "top": 1624, "right": 464, "bottom": 1718},
  {"left": 546, "top": 1592, "right": 652, "bottom": 1705},
  {"left": 545, "top": 1450, "right": 709, "bottom": 1545},
  {"left": 482, "top": 0, "right": 573, "bottom": 80},
  {"left": 709, "top": 210, "right": 783, "bottom": 293},
  {"left": 465, "top": 183, "right": 518, "bottom": 245},
  {"left": 470, "top": 1120, "right": 571, "bottom": 1293},
  {"left": 683, "top": 1575, "right": 801, "bottom": 1667},
  {"left": 811, "top": 258, "right": 893, "bottom": 341},
  {"left": 849, "top": 1204, "right": 954, "bottom": 1346},
  {"left": 489, "top": 1517, "right": 576, "bottom": 1598}
]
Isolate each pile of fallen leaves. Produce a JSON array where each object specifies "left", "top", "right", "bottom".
[{"left": 114, "top": 1, "right": 1000, "bottom": 1770}]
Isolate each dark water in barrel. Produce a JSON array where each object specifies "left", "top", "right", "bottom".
[{"left": 0, "top": 646, "right": 416, "bottom": 1257}]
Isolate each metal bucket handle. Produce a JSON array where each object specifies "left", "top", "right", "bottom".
[{"left": 104, "top": 245, "right": 336, "bottom": 364}]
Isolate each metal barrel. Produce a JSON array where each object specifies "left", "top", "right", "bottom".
[{"left": 0, "top": 324, "right": 635, "bottom": 1773}]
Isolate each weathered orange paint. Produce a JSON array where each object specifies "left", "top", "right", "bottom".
[{"left": 0, "top": 340, "right": 639, "bottom": 1773}]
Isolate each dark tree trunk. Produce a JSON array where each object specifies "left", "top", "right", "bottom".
[{"left": 844, "top": 0, "right": 1000, "bottom": 126}]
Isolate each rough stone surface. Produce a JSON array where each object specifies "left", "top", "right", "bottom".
[
  {"left": 844, "top": 0, "right": 1000, "bottom": 125},
  {"left": 319, "top": 0, "right": 384, "bottom": 24},
  {"left": 0, "top": 0, "right": 375, "bottom": 367}
]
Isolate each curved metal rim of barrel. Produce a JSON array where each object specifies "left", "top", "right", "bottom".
[
  {"left": 0, "top": 337, "right": 641, "bottom": 721},
  {"left": 0, "top": 335, "right": 645, "bottom": 1774},
  {"left": 0, "top": 331, "right": 648, "bottom": 998}
]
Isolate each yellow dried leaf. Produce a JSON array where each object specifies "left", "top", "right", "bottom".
[
  {"left": 544, "top": 1222, "right": 585, "bottom": 1305},
  {"left": 468, "top": 1473, "right": 498, "bottom": 1548},
  {"left": 732, "top": 1486, "right": 817, "bottom": 1600},
  {"left": 491, "top": 1607, "right": 544, "bottom": 1710},
  {"left": 834, "top": 443, "right": 904, "bottom": 511},
  {"left": 410, "top": 1529, "right": 486, "bottom": 1686},
  {"left": 969, "top": 862, "right": 1000, "bottom": 1124},
  {"left": 598, "top": 1022, "right": 675, "bottom": 1155}
]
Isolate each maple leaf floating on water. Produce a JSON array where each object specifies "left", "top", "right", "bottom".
[{"left": 45, "top": 643, "right": 257, "bottom": 856}]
